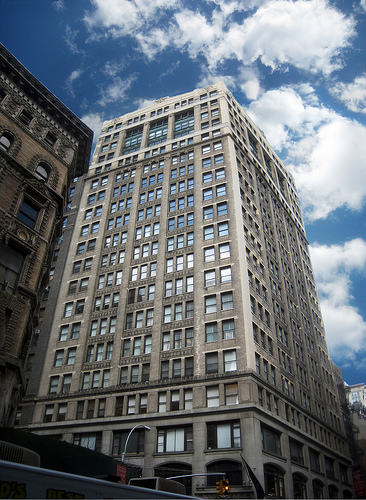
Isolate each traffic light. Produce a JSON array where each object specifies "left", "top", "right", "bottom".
[
  {"left": 216, "top": 480, "right": 223, "bottom": 495},
  {"left": 222, "top": 479, "right": 230, "bottom": 493}
]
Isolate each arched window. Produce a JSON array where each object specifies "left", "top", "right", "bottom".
[
  {"left": 312, "top": 480, "right": 324, "bottom": 499},
  {"left": 328, "top": 484, "right": 338, "bottom": 499},
  {"left": 293, "top": 473, "right": 307, "bottom": 498},
  {"left": 207, "top": 459, "right": 242, "bottom": 486},
  {"left": 35, "top": 162, "right": 50, "bottom": 181},
  {"left": 264, "top": 464, "right": 285, "bottom": 498},
  {"left": 0, "top": 132, "right": 14, "bottom": 152},
  {"left": 155, "top": 462, "right": 192, "bottom": 495}
]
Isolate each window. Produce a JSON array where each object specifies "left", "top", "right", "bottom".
[
  {"left": 204, "top": 247, "right": 215, "bottom": 262},
  {"left": 66, "top": 347, "right": 76, "bottom": 365},
  {"left": 218, "top": 221, "right": 229, "bottom": 236},
  {"left": 203, "top": 206, "right": 214, "bottom": 219},
  {"left": 19, "top": 110, "right": 32, "bottom": 125},
  {"left": 62, "top": 374, "right": 72, "bottom": 393},
  {"left": 207, "top": 421, "right": 241, "bottom": 449},
  {"left": 220, "top": 266, "right": 232, "bottom": 283},
  {"left": 222, "top": 319, "right": 235, "bottom": 339},
  {"left": 0, "top": 132, "right": 14, "bottom": 151},
  {"left": 207, "top": 386, "right": 219, "bottom": 407},
  {"left": 64, "top": 302, "right": 73, "bottom": 317},
  {"left": 54, "top": 350, "right": 64, "bottom": 367},
  {"left": 264, "top": 465, "right": 285, "bottom": 499},
  {"left": 161, "top": 360, "right": 169, "bottom": 379},
  {"left": 204, "top": 270, "right": 215, "bottom": 287},
  {"left": 206, "top": 352, "right": 218, "bottom": 374},
  {"left": 224, "top": 350, "right": 237, "bottom": 372},
  {"left": 205, "top": 296, "right": 217, "bottom": 314},
  {"left": 35, "top": 162, "right": 50, "bottom": 181},
  {"left": 290, "top": 439, "right": 304, "bottom": 465},
  {"left": 217, "top": 202, "right": 228, "bottom": 216},
  {"left": 204, "top": 225, "right": 214, "bottom": 240},
  {"left": 18, "top": 199, "right": 39, "bottom": 228},
  {"left": 44, "top": 405, "right": 54, "bottom": 423},
  {"left": 221, "top": 291, "right": 233, "bottom": 310},
  {"left": 219, "top": 243, "right": 230, "bottom": 259},
  {"left": 262, "top": 426, "right": 281, "bottom": 455},
  {"left": 157, "top": 426, "right": 193, "bottom": 452},
  {"left": 0, "top": 243, "right": 25, "bottom": 292},
  {"left": 56, "top": 403, "right": 67, "bottom": 422},
  {"left": 225, "top": 383, "right": 239, "bottom": 405}
]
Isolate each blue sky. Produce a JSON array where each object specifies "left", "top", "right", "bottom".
[{"left": 2, "top": 0, "right": 366, "bottom": 385}]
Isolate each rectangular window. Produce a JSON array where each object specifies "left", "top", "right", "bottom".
[
  {"left": 222, "top": 319, "right": 235, "bottom": 339},
  {"left": 224, "top": 350, "right": 237, "bottom": 372},
  {"left": 221, "top": 291, "right": 233, "bottom": 310},
  {"left": 207, "top": 421, "right": 241, "bottom": 449},
  {"left": 157, "top": 426, "right": 193, "bottom": 452},
  {"left": 262, "top": 426, "right": 281, "bottom": 455},
  {"left": 207, "top": 386, "right": 220, "bottom": 407},
  {"left": 206, "top": 352, "right": 218, "bottom": 374},
  {"left": 18, "top": 200, "right": 39, "bottom": 228},
  {"left": 225, "top": 383, "right": 239, "bottom": 405}
]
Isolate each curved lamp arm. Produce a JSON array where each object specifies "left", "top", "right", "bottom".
[{"left": 121, "top": 424, "right": 151, "bottom": 463}]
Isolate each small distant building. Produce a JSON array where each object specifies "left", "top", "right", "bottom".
[
  {"left": 0, "top": 43, "right": 92, "bottom": 427},
  {"left": 345, "top": 383, "right": 366, "bottom": 408}
]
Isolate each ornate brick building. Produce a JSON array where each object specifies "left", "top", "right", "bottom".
[{"left": 0, "top": 43, "right": 92, "bottom": 426}]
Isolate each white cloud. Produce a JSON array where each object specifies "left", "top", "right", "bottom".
[
  {"left": 65, "top": 26, "right": 85, "bottom": 56},
  {"left": 290, "top": 117, "right": 366, "bottom": 220},
  {"left": 361, "top": 0, "right": 366, "bottom": 12},
  {"left": 65, "top": 69, "right": 83, "bottom": 98},
  {"left": 84, "top": 0, "right": 177, "bottom": 35},
  {"left": 135, "top": 28, "right": 171, "bottom": 60},
  {"left": 80, "top": 112, "right": 105, "bottom": 154},
  {"left": 329, "top": 74, "right": 366, "bottom": 114},
  {"left": 98, "top": 74, "right": 137, "bottom": 106},
  {"left": 103, "top": 61, "right": 126, "bottom": 77},
  {"left": 134, "top": 97, "right": 158, "bottom": 109},
  {"left": 310, "top": 239, "right": 366, "bottom": 361},
  {"left": 240, "top": 0, "right": 355, "bottom": 75},
  {"left": 247, "top": 85, "right": 332, "bottom": 150},
  {"left": 238, "top": 67, "right": 262, "bottom": 100},
  {"left": 52, "top": 0, "right": 64, "bottom": 11},
  {"left": 83, "top": 0, "right": 355, "bottom": 77},
  {"left": 197, "top": 69, "right": 237, "bottom": 91},
  {"left": 246, "top": 85, "right": 366, "bottom": 221}
]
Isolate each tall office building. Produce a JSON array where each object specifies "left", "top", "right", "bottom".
[
  {"left": 20, "top": 82, "right": 353, "bottom": 498},
  {"left": 0, "top": 43, "right": 92, "bottom": 427}
]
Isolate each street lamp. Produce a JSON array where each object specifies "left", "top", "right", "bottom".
[{"left": 121, "top": 424, "right": 151, "bottom": 463}]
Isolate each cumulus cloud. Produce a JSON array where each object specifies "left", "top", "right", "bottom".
[
  {"left": 80, "top": 112, "right": 105, "bottom": 154},
  {"left": 83, "top": 0, "right": 355, "bottom": 77},
  {"left": 290, "top": 117, "right": 366, "bottom": 220},
  {"left": 247, "top": 85, "right": 333, "bottom": 150},
  {"left": 246, "top": 85, "right": 366, "bottom": 221},
  {"left": 310, "top": 239, "right": 366, "bottom": 362},
  {"left": 84, "top": 0, "right": 178, "bottom": 36},
  {"left": 329, "top": 74, "right": 366, "bottom": 114},
  {"left": 240, "top": 0, "right": 355, "bottom": 74},
  {"left": 98, "top": 74, "right": 137, "bottom": 106}
]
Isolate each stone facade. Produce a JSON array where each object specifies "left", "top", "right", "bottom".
[
  {"left": 0, "top": 43, "right": 92, "bottom": 427},
  {"left": 20, "top": 82, "right": 353, "bottom": 498}
]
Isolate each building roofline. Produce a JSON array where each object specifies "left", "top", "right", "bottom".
[{"left": 0, "top": 43, "right": 93, "bottom": 176}]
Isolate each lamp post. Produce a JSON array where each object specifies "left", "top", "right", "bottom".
[{"left": 121, "top": 424, "right": 151, "bottom": 463}]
